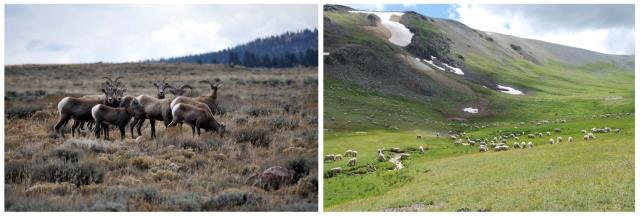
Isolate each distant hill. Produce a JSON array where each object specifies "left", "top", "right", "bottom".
[{"left": 148, "top": 29, "right": 318, "bottom": 68}]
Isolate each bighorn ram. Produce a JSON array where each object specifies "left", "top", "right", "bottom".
[
  {"left": 54, "top": 84, "right": 119, "bottom": 138},
  {"left": 91, "top": 96, "right": 140, "bottom": 141},
  {"left": 167, "top": 103, "right": 226, "bottom": 136}
]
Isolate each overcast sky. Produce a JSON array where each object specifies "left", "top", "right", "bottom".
[
  {"left": 348, "top": 4, "right": 635, "bottom": 55},
  {"left": 5, "top": 5, "right": 318, "bottom": 65}
]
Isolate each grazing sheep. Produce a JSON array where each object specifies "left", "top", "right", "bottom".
[
  {"left": 581, "top": 129, "right": 587, "bottom": 134},
  {"left": 604, "top": 127, "right": 611, "bottom": 133},
  {"left": 347, "top": 158, "right": 357, "bottom": 167},
  {"left": 614, "top": 128, "right": 621, "bottom": 133},
  {"left": 469, "top": 140, "right": 476, "bottom": 146},
  {"left": 167, "top": 103, "right": 226, "bottom": 136},
  {"left": 521, "top": 141, "right": 526, "bottom": 147},
  {"left": 390, "top": 147, "right": 403, "bottom": 153},
  {"left": 527, "top": 134, "right": 535, "bottom": 138},
  {"left": 450, "top": 135, "right": 457, "bottom": 140},
  {"left": 546, "top": 131, "right": 551, "bottom": 136},
  {"left": 330, "top": 167, "right": 342, "bottom": 175},
  {"left": 334, "top": 154, "right": 343, "bottom": 161},
  {"left": 377, "top": 152, "right": 386, "bottom": 162},
  {"left": 514, "top": 137, "right": 519, "bottom": 141},
  {"left": 588, "top": 133, "right": 596, "bottom": 139},
  {"left": 537, "top": 132, "right": 543, "bottom": 137},
  {"left": 453, "top": 139, "right": 462, "bottom": 145},
  {"left": 557, "top": 136, "right": 563, "bottom": 144},
  {"left": 568, "top": 136, "right": 573, "bottom": 143},
  {"left": 554, "top": 128, "right": 561, "bottom": 132},
  {"left": 490, "top": 142, "right": 497, "bottom": 148},
  {"left": 344, "top": 150, "right": 355, "bottom": 157},
  {"left": 436, "top": 132, "right": 440, "bottom": 137},
  {"left": 170, "top": 81, "right": 222, "bottom": 115},
  {"left": 549, "top": 138, "right": 554, "bottom": 145},
  {"left": 419, "top": 146, "right": 425, "bottom": 154},
  {"left": 479, "top": 145, "right": 487, "bottom": 152},
  {"left": 324, "top": 154, "right": 335, "bottom": 162},
  {"left": 399, "top": 153, "right": 410, "bottom": 160},
  {"left": 527, "top": 141, "right": 533, "bottom": 148},
  {"left": 583, "top": 135, "right": 589, "bottom": 141}
]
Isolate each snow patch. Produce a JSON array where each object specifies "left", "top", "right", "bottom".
[
  {"left": 442, "top": 62, "right": 464, "bottom": 75},
  {"left": 423, "top": 56, "right": 464, "bottom": 75},
  {"left": 463, "top": 107, "right": 479, "bottom": 114},
  {"left": 422, "top": 57, "right": 444, "bottom": 71},
  {"left": 349, "top": 11, "right": 413, "bottom": 47},
  {"left": 497, "top": 84, "right": 524, "bottom": 95}
]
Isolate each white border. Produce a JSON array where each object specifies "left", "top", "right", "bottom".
[{"left": 2, "top": 0, "right": 639, "bottom": 215}]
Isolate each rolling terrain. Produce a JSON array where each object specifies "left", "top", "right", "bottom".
[{"left": 323, "top": 5, "right": 634, "bottom": 211}]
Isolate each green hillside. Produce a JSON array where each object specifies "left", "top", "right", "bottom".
[{"left": 323, "top": 5, "right": 634, "bottom": 211}]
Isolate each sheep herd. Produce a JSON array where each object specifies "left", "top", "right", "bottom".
[
  {"left": 451, "top": 124, "right": 621, "bottom": 153},
  {"left": 326, "top": 120, "right": 623, "bottom": 177},
  {"left": 53, "top": 76, "right": 226, "bottom": 141}
]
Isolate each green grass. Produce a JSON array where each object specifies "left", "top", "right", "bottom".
[
  {"left": 324, "top": 116, "right": 635, "bottom": 211},
  {"left": 323, "top": 9, "right": 634, "bottom": 211}
]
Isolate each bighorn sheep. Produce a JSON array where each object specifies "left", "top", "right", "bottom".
[
  {"left": 91, "top": 96, "right": 139, "bottom": 141},
  {"left": 167, "top": 103, "right": 226, "bottom": 136},
  {"left": 168, "top": 84, "right": 193, "bottom": 97},
  {"left": 153, "top": 78, "right": 172, "bottom": 99},
  {"left": 171, "top": 81, "right": 222, "bottom": 116},
  {"left": 54, "top": 85, "right": 119, "bottom": 138},
  {"left": 131, "top": 95, "right": 174, "bottom": 138}
]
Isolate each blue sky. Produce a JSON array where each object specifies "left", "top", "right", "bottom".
[
  {"left": 347, "top": 4, "right": 635, "bottom": 55},
  {"left": 5, "top": 5, "right": 318, "bottom": 65}
]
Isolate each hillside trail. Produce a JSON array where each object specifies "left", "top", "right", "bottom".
[{"left": 389, "top": 153, "right": 404, "bottom": 170}]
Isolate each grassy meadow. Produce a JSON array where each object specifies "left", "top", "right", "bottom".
[{"left": 4, "top": 63, "right": 318, "bottom": 211}]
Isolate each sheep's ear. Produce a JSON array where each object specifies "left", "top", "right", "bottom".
[
  {"left": 102, "top": 88, "right": 107, "bottom": 94},
  {"left": 153, "top": 82, "right": 158, "bottom": 87}
]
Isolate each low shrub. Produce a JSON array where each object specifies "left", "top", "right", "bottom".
[
  {"left": 5, "top": 103, "right": 46, "bottom": 118},
  {"left": 202, "top": 191, "right": 264, "bottom": 211},
  {"left": 233, "top": 128, "right": 271, "bottom": 147},
  {"left": 30, "top": 160, "right": 105, "bottom": 186},
  {"left": 268, "top": 115, "right": 300, "bottom": 130},
  {"left": 164, "top": 193, "right": 202, "bottom": 211}
]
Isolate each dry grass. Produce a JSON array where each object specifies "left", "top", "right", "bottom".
[{"left": 4, "top": 63, "right": 318, "bottom": 211}]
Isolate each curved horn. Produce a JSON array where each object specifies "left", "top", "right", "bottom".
[
  {"left": 162, "top": 77, "right": 168, "bottom": 83},
  {"left": 180, "top": 84, "right": 193, "bottom": 90},
  {"left": 114, "top": 76, "right": 124, "bottom": 83},
  {"left": 102, "top": 77, "right": 114, "bottom": 87},
  {"left": 165, "top": 84, "right": 176, "bottom": 89}
]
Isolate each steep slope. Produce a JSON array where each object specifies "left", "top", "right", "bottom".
[{"left": 323, "top": 5, "right": 634, "bottom": 130}]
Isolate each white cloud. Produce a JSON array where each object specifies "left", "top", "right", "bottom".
[
  {"left": 347, "top": 4, "right": 385, "bottom": 11},
  {"left": 451, "top": 4, "right": 635, "bottom": 55},
  {"left": 5, "top": 5, "right": 318, "bottom": 64}
]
